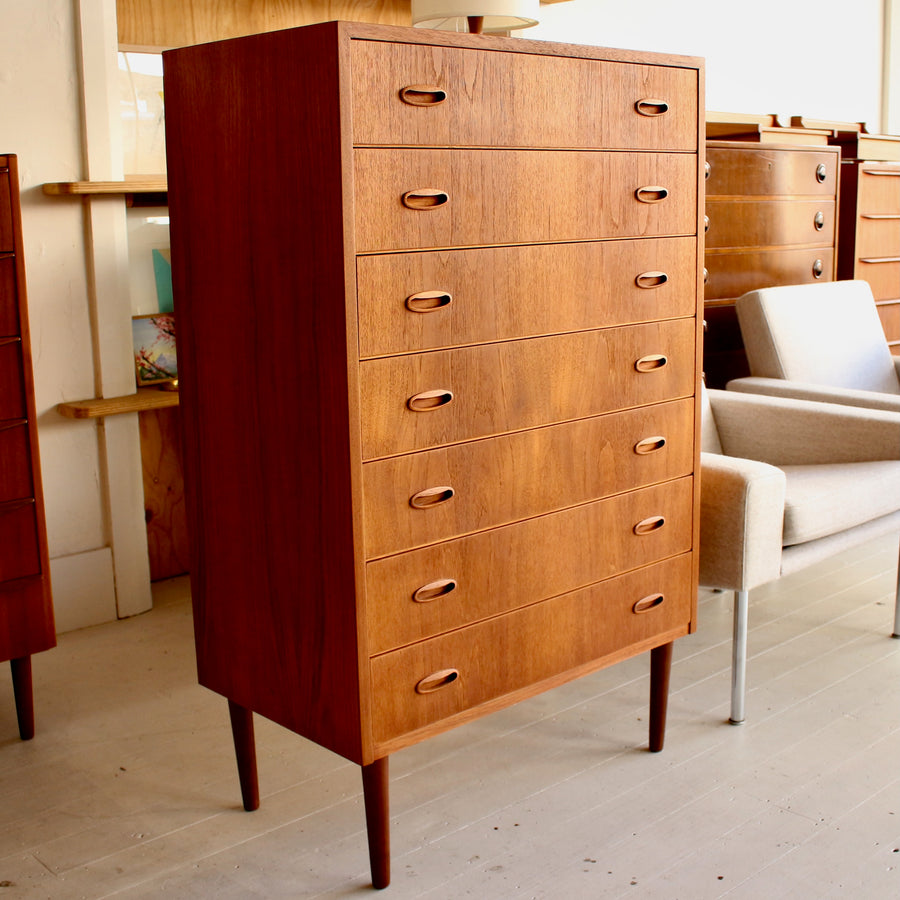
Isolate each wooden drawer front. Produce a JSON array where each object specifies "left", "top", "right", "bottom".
[
  {"left": 0, "top": 171, "right": 12, "bottom": 253},
  {"left": 358, "top": 237, "right": 698, "bottom": 358},
  {"left": 856, "top": 259, "right": 900, "bottom": 301},
  {"left": 360, "top": 318, "right": 696, "bottom": 459},
  {"left": 705, "top": 146, "right": 838, "bottom": 197},
  {"left": 856, "top": 215, "right": 900, "bottom": 260},
  {"left": 705, "top": 199, "right": 835, "bottom": 249},
  {"left": 0, "top": 256, "right": 19, "bottom": 338},
  {"left": 363, "top": 398, "right": 694, "bottom": 558},
  {"left": 0, "top": 501, "right": 40, "bottom": 582},
  {"left": 351, "top": 41, "right": 699, "bottom": 151},
  {"left": 704, "top": 248, "right": 833, "bottom": 302},
  {"left": 0, "top": 341, "right": 25, "bottom": 421},
  {"left": 354, "top": 149, "right": 697, "bottom": 252},
  {"left": 366, "top": 477, "right": 694, "bottom": 654},
  {"left": 857, "top": 165, "right": 900, "bottom": 213},
  {"left": 370, "top": 553, "right": 693, "bottom": 744},
  {"left": 876, "top": 300, "right": 900, "bottom": 345},
  {"left": 0, "top": 423, "right": 33, "bottom": 504}
]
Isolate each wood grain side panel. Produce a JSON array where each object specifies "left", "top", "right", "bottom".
[
  {"left": 705, "top": 144, "right": 840, "bottom": 197},
  {"left": 357, "top": 237, "right": 697, "bottom": 357},
  {"left": 354, "top": 150, "right": 698, "bottom": 252},
  {"left": 164, "top": 27, "right": 365, "bottom": 762},
  {"left": 363, "top": 398, "right": 694, "bottom": 557},
  {"left": 0, "top": 342, "right": 25, "bottom": 422},
  {"left": 370, "top": 553, "right": 693, "bottom": 744},
  {"left": 366, "top": 477, "right": 694, "bottom": 654},
  {"left": 705, "top": 199, "right": 835, "bottom": 249},
  {"left": 0, "top": 424, "right": 33, "bottom": 504},
  {"left": 0, "top": 257, "right": 19, "bottom": 338},
  {"left": 0, "top": 170, "right": 13, "bottom": 253},
  {"left": 360, "top": 318, "right": 696, "bottom": 458},
  {"left": 351, "top": 41, "right": 698, "bottom": 150}
]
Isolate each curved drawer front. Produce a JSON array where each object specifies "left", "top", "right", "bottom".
[
  {"left": 354, "top": 149, "right": 697, "bottom": 252},
  {"left": 704, "top": 248, "right": 833, "bottom": 302},
  {"left": 360, "top": 318, "right": 695, "bottom": 459},
  {"left": 705, "top": 199, "right": 835, "bottom": 249},
  {"left": 366, "top": 476, "right": 693, "bottom": 654},
  {"left": 363, "top": 398, "right": 694, "bottom": 557},
  {"left": 0, "top": 257, "right": 20, "bottom": 338},
  {"left": 370, "top": 553, "right": 693, "bottom": 745},
  {"left": 351, "top": 40, "right": 699, "bottom": 151},
  {"left": 357, "top": 236, "right": 698, "bottom": 358},
  {"left": 705, "top": 146, "right": 838, "bottom": 197}
]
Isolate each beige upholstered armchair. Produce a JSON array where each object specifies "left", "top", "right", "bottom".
[
  {"left": 727, "top": 280, "right": 900, "bottom": 412},
  {"left": 700, "top": 387, "right": 900, "bottom": 724}
]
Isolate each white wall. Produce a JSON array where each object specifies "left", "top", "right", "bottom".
[
  {"left": 531, "top": 0, "right": 886, "bottom": 130},
  {"left": 0, "top": 1, "right": 118, "bottom": 631},
  {"left": 0, "top": 0, "right": 890, "bottom": 633}
]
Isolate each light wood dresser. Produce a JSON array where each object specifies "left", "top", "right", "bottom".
[
  {"left": 703, "top": 140, "right": 840, "bottom": 386},
  {"left": 164, "top": 22, "right": 704, "bottom": 887},
  {"left": 0, "top": 154, "right": 55, "bottom": 739},
  {"left": 837, "top": 158, "right": 900, "bottom": 354}
]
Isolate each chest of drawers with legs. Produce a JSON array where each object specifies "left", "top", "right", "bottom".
[
  {"left": 163, "top": 22, "right": 704, "bottom": 887},
  {"left": 703, "top": 140, "right": 840, "bottom": 386},
  {"left": 0, "top": 154, "right": 55, "bottom": 739}
]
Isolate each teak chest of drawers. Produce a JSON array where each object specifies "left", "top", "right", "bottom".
[
  {"left": 703, "top": 140, "right": 840, "bottom": 386},
  {"left": 0, "top": 155, "right": 55, "bottom": 739},
  {"left": 163, "top": 22, "right": 704, "bottom": 887}
]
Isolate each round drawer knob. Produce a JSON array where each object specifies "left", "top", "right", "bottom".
[
  {"left": 816, "top": 163, "right": 828, "bottom": 183},
  {"left": 704, "top": 160, "right": 711, "bottom": 180},
  {"left": 704, "top": 215, "right": 710, "bottom": 233},
  {"left": 814, "top": 211, "right": 825, "bottom": 231},
  {"left": 812, "top": 258, "right": 824, "bottom": 279}
]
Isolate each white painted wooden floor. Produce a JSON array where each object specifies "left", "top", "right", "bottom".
[{"left": 1, "top": 534, "right": 899, "bottom": 899}]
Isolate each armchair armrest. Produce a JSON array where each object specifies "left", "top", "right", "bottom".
[
  {"left": 726, "top": 376, "right": 900, "bottom": 413},
  {"left": 699, "top": 451, "right": 785, "bottom": 592},
  {"left": 707, "top": 389, "right": 900, "bottom": 464}
]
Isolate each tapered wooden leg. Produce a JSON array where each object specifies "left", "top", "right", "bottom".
[
  {"left": 228, "top": 699, "right": 259, "bottom": 811},
  {"left": 649, "top": 642, "right": 673, "bottom": 752},
  {"left": 10, "top": 656, "right": 34, "bottom": 741},
  {"left": 362, "top": 756, "right": 390, "bottom": 889}
]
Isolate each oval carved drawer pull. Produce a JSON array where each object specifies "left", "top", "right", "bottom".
[
  {"left": 633, "top": 593, "right": 665, "bottom": 614},
  {"left": 406, "top": 290, "right": 453, "bottom": 313},
  {"left": 814, "top": 210, "right": 825, "bottom": 231},
  {"left": 402, "top": 189, "right": 449, "bottom": 210},
  {"left": 635, "top": 185, "right": 669, "bottom": 203},
  {"left": 407, "top": 389, "right": 453, "bottom": 411},
  {"left": 410, "top": 485, "right": 455, "bottom": 509},
  {"left": 635, "top": 98, "right": 670, "bottom": 117},
  {"left": 634, "top": 435, "right": 667, "bottom": 455},
  {"left": 399, "top": 84, "right": 448, "bottom": 107},
  {"left": 635, "top": 271, "right": 668, "bottom": 289},
  {"left": 415, "top": 668, "right": 460, "bottom": 694},
  {"left": 412, "top": 578, "right": 458, "bottom": 604},
  {"left": 816, "top": 163, "right": 828, "bottom": 183},
  {"left": 634, "top": 515, "right": 665, "bottom": 535},
  {"left": 635, "top": 354, "right": 668, "bottom": 373},
  {"left": 812, "top": 258, "right": 824, "bottom": 279}
]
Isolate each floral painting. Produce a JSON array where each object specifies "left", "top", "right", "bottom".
[{"left": 132, "top": 313, "right": 177, "bottom": 386}]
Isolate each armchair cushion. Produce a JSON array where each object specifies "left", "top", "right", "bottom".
[
  {"left": 726, "top": 376, "right": 900, "bottom": 413},
  {"left": 735, "top": 280, "right": 900, "bottom": 394},
  {"left": 781, "top": 461, "right": 900, "bottom": 545}
]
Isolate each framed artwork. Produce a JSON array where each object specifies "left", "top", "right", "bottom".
[{"left": 132, "top": 313, "right": 177, "bottom": 386}]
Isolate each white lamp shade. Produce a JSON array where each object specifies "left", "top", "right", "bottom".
[{"left": 411, "top": 0, "right": 540, "bottom": 33}]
